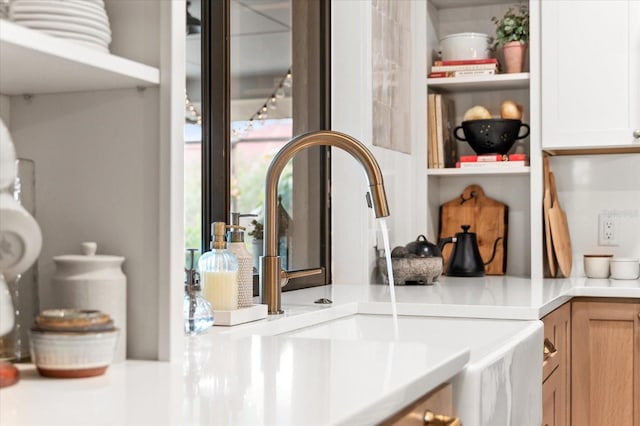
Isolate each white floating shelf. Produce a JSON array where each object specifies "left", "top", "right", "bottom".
[
  {"left": 428, "top": 166, "right": 531, "bottom": 176},
  {"left": 0, "top": 20, "right": 160, "bottom": 95},
  {"left": 427, "top": 73, "right": 530, "bottom": 93}
]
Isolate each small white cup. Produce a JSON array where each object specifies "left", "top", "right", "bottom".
[
  {"left": 610, "top": 258, "right": 640, "bottom": 280},
  {"left": 583, "top": 254, "right": 613, "bottom": 279}
]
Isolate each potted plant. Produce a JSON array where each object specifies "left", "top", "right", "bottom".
[{"left": 491, "top": 4, "right": 529, "bottom": 73}]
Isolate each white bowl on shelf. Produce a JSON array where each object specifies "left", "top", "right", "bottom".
[{"left": 439, "top": 32, "right": 491, "bottom": 61}]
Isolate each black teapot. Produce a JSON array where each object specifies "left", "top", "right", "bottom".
[
  {"left": 405, "top": 235, "right": 442, "bottom": 258},
  {"left": 438, "top": 225, "right": 501, "bottom": 277}
]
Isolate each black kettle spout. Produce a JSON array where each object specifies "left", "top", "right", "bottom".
[{"left": 483, "top": 237, "right": 504, "bottom": 266}]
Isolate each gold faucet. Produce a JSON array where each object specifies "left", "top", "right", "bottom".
[{"left": 260, "top": 130, "right": 390, "bottom": 314}]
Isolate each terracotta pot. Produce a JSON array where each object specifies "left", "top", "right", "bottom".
[{"left": 502, "top": 41, "right": 527, "bottom": 73}]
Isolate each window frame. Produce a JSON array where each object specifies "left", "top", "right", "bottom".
[{"left": 201, "top": 0, "right": 332, "bottom": 292}]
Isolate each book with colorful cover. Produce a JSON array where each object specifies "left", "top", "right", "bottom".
[
  {"left": 459, "top": 154, "right": 528, "bottom": 162},
  {"left": 428, "top": 69, "right": 496, "bottom": 78},
  {"left": 456, "top": 160, "right": 528, "bottom": 168},
  {"left": 427, "top": 93, "right": 438, "bottom": 168},
  {"left": 434, "top": 58, "right": 498, "bottom": 66},
  {"left": 431, "top": 63, "right": 498, "bottom": 72}
]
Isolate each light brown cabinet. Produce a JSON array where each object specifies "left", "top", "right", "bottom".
[
  {"left": 571, "top": 298, "right": 640, "bottom": 425},
  {"left": 542, "top": 301, "right": 571, "bottom": 426},
  {"left": 380, "top": 383, "right": 459, "bottom": 426}
]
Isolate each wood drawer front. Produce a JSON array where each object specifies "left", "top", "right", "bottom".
[
  {"left": 380, "top": 383, "right": 457, "bottom": 425},
  {"left": 542, "top": 302, "right": 570, "bottom": 381},
  {"left": 542, "top": 366, "right": 562, "bottom": 426}
]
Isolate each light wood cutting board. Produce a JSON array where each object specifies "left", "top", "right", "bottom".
[
  {"left": 548, "top": 171, "right": 572, "bottom": 277},
  {"left": 438, "top": 184, "right": 508, "bottom": 275},
  {"left": 543, "top": 156, "right": 558, "bottom": 277}
]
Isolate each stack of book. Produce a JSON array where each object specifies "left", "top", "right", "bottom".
[
  {"left": 427, "top": 93, "right": 456, "bottom": 169},
  {"left": 428, "top": 58, "right": 499, "bottom": 78},
  {"left": 455, "top": 153, "right": 529, "bottom": 168}
]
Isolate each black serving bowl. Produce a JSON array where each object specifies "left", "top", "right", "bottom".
[{"left": 454, "top": 119, "right": 530, "bottom": 155}]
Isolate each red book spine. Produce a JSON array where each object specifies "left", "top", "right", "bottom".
[
  {"left": 434, "top": 58, "right": 498, "bottom": 66},
  {"left": 458, "top": 154, "right": 528, "bottom": 162},
  {"left": 428, "top": 71, "right": 452, "bottom": 78}
]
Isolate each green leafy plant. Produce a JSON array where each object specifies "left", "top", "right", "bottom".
[
  {"left": 248, "top": 219, "right": 263, "bottom": 240},
  {"left": 491, "top": 4, "right": 529, "bottom": 47}
]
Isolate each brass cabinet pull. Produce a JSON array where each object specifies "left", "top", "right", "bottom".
[
  {"left": 543, "top": 337, "right": 558, "bottom": 360},
  {"left": 423, "top": 410, "right": 461, "bottom": 426}
]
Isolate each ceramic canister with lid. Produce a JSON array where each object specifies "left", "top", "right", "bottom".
[{"left": 51, "top": 242, "right": 126, "bottom": 362}]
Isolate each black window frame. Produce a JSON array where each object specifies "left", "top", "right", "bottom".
[{"left": 201, "top": 0, "right": 332, "bottom": 293}]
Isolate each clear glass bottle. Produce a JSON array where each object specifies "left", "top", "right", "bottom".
[
  {"left": 184, "top": 249, "right": 214, "bottom": 335},
  {"left": 198, "top": 222, "right": 239, "bottom": 311}
]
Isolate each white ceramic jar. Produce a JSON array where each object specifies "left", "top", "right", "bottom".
[
  {"left": 52, "top": 242, "right": 126, "bottom": 362},
  {"left": 439, "top": 32, "right": 491, "bottom": 61},
  {"left": 610, "top": 258, "right": 640, "bottom": 280}
]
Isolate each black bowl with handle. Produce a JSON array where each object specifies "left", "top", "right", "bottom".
[{"left": 454, "top": 119, "right": 530, "bottom": 155}]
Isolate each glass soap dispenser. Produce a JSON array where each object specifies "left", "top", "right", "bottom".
[
  {"left": 184, "top": 248, "right": 214, "bottom": 335},
  {"left": 199, "top": 222, "right": 239, "bottom": 311}
]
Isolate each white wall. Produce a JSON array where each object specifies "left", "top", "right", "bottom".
[
  {"left": 550, "top": 154, "right": 640, "bottom": 277},
  {"left": 331, "top": 0, "right": 428, "bottom": 285}
]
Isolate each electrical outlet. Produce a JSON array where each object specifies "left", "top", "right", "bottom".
[{"left": 598, "top": 214, "right": 618, "bottom": 246}]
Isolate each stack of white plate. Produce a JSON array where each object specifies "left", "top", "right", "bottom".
[{"left": 9, "top": 0, "right": 112, "bottom": 53}]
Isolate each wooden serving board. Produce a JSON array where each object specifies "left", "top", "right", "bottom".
[
  {"left": 438, "top": 185, "right": 508, "bottom": 275},
  {"left": 548, "top": 171, "right": 572, "bottom": 277},
  {"left": 543, "top": 156, "right": 558, "bottom": 277}
]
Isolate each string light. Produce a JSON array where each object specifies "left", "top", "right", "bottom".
[
  {"left": 184, "top": 67, "right": 292, "bottom": 136},
  {"left": 185, "top": 89, "right": 202, "bottom": 125}
]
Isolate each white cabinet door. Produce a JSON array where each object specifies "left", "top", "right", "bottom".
[{"left": 541, "top": 0, "right": 640, "bottom": 150}]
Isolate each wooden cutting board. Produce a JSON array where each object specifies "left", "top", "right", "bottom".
[
  {"left": 548, "top": 171, "right": 572, "bottom": 277},
  {"left": 438, "top": 184, "right": 508, "bottom": 275},
  {"left": 543, "top": 156, "right": 558, "bottom": 277}
]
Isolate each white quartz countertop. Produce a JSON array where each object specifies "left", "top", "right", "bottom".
[
  {"left": 2, "top": 324, "right": 470, "bottom": 426},
  {"left": 1, "top": 276, "right": 637, "bottom": 425},
  {"left": 283, "top": 275, "right": 640, "bottom": 321}
]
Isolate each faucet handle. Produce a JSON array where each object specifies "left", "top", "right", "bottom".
[{"left": 280, "top": 267, "right": 324, "bottom": 287}]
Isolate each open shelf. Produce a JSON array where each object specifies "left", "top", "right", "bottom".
[
  {"left": 0, "top": 20, "right": 160, "bottom": 95},
  {"left": 427, "top": 166, "right": 530, "bottom": 176},
  {"left": 427, "top": 73, "right": 530, "bottom": 93}
]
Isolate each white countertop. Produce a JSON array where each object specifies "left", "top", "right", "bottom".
[
  {"left": 1, "top": 276, "right": 638, "bottom": 425},
  {"left": 274, "top": 275, "right": 640, "bottom": 321},
  {"left": 2, "top": 323, "right": 470, "bottom": 426}
]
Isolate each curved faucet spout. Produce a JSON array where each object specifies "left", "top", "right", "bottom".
[{"left": 261, "top": 130, "right": 390, "bottom": 314}]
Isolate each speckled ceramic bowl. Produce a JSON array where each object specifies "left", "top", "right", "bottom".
[
  {"left": 378, "top": 257, "right": 443, "bottom": 285},
  {"left": 29, "top": 309, "right": 119, "bottom": 378},
  {"left": 29, "top": 328, "right": 119, "bottom": 378}
]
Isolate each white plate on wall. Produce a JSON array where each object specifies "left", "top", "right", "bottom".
[
  {"left": 10, "top": 12, "right": 109, "bottom": 30},
  {"left": 13, "top": 19, "right": 111, "bottom": 42}
]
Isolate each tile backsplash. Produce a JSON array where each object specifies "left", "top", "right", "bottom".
[{"left": 550, "top": 154, "right": 640, "bottom": 276}]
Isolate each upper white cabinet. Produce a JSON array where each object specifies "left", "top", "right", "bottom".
[
  {"left": 541, "top": 0, "right": 640, "bottom": 151},
  {"left": 0, "top": 1, "right": 185, "bottom": 361}
]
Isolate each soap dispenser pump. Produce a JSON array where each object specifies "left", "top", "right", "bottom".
[
  {"left": 198, "top": 222, "right": 239, "bottom": 311},
  {"left": 183, "top": 248, "right": 214, "bottom": 335},
  {"left": 227, "top": 213, "right": 257, "bottom": 308}
]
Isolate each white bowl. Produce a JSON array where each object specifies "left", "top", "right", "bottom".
[
  {"left": 439, "top": 32, "right": 491, "bottom": 61},
  {"left": 583, "top": 254, "right": 612, "bottom": 279},
  {"left": 29, "top": 328, "right": 119, "bottom": 378},
  {"left": 610, "top": 258, "right": 640, "bottom": 280}
]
